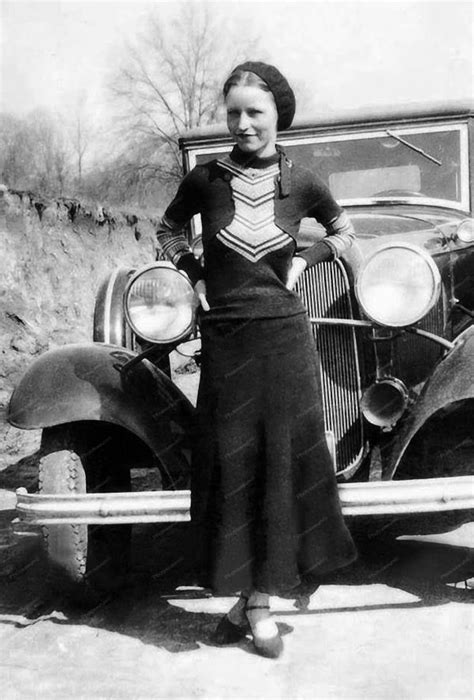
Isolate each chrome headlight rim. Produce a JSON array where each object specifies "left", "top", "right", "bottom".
[
  {"left": 123, "top": 262, "right": 195, "bottom": 344},
  {"left": 355, "top": 241, "right": 441, "bottom": 328}
]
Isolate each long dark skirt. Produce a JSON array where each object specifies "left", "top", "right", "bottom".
[{"left": 191, "top": 313, "right": 357, "bottom": 596}]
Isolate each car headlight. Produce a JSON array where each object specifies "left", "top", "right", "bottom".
[
  {"left": 124, "top": 263, "right": 194, "bottom": 343},
  {"left": 355, "top": 243, "right": 441, "bottom": 327},
  {"left": 455, "top": 218, "right": 474, "bottom": 243}
]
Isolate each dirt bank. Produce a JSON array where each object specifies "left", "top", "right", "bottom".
[{"left": 0, "top": 185, "right": 161, "bottom": 470}]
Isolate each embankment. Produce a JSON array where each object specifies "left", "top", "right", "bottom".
[{"left": 0, "top": 185, "right": 159, "bottom": 472}]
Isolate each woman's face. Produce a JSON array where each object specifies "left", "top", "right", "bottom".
[{"left": 225, "top": 85, "right": 278, "bottom": 158}]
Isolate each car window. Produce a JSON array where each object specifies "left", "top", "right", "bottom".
[
  {"left": 284, "top": 128, "right": 464, "bottom": 203},
  {"left": 192, "top": 125, "right": 466, "bottom": 206}
]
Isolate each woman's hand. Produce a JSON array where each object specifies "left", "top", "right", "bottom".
[
  {"left": 286, "top": 256, "right": 307, "bottom": 290},
  {"left": 193, "top": 279, "right": 210, "bottom": 312}
]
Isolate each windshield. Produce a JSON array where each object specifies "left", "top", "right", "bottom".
[
  {"left": 192, "top": 124, "right": 468, "bottom": 208},
  {"left": 287, "top": 127, "right": 465, "bottom": 203}
]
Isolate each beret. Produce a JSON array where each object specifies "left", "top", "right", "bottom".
[{"left": 228, "top": 61, "right": 296, "bottom": 131}]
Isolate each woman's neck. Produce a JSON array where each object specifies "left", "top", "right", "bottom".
[
  {"left": 230, "top": 145, "right": 280, "bottom": 168},
  {"left": 256, "top": 144, "right": 277, "bottom": 158}
]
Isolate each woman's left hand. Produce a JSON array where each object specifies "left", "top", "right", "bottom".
[{"left": 286, "top": 256, "right": 307, "bottom": 290}]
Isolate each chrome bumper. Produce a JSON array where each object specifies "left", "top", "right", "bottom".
[{"left": 14, "top": 476, "right": 474, "bottom": 526}]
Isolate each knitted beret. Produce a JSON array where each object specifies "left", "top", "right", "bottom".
[{"left": 226, "top": 61, "right": 296, "bottom": 131}]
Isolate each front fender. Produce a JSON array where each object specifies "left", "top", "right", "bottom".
[
  {"left": 386, "top": 326, "right": 474, "bottom": 478},
  {"left": 7, "top": 343, "right": 195, "bottom": 460}
]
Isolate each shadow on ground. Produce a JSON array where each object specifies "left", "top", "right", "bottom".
[
  {"left": 0, "top": 520, "right": 472, "bottom": 655},
  {"left": 0, "top": 451, "right": 40, "bottom": 492}
]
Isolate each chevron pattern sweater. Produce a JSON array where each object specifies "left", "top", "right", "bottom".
[
  {"left": 156, "top": 147, "right": 355, "bottom": 320},
  {"left": 215, "top": 156, "right": 293, "bottom": 263}
]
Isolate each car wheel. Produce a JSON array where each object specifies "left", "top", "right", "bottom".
[{"left": 38, "top": 423, "right": 131, "bottom": 606}]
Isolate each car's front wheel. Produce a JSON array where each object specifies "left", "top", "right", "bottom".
[{"left": 38, "top": 422, "right": 131, "bottom": 606}]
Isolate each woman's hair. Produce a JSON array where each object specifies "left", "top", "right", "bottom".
[
  {"left": 223, "top": 62, "right": 296, "bottom": 130},
  {"left": 223, "top": 70, "right": 271, "bottom": 98}
]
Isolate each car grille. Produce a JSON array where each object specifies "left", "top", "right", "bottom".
[{"left": 296, "top": 260, "right": 364, "bottom": 476}]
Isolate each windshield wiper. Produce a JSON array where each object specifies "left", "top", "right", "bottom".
[{"left": 385, "top": 130, "right": 442, "bottom": 166}]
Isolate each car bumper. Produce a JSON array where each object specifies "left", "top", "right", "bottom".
[{"left": 14, "top": 475, "right": 474, "bottom": 526}]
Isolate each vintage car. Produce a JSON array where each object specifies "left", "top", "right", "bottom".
[{"left": 7, "top": 99, "right": 474, "bottom": 601}]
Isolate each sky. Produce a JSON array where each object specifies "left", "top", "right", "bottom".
[{"left": 0, "top": 0, "right": 473, "bottom": 121}]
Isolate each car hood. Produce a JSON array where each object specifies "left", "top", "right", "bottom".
[{"left": 300, "top": 202, "right": 473, "bottom": 263}]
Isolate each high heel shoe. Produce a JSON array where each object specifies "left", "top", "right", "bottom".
[{"left": 245, "top": 604, "right": 283, "bottom": 659}]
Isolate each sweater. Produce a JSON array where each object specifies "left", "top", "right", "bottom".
[{"left": 156, "top": 146, "right": 355, "bottom": 320}]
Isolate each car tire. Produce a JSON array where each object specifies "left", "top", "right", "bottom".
[{"left": 38, "top": 423, "right": 131, "bottom": 606}]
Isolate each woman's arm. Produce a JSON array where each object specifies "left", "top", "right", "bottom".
[
  {"left": 156, "top": 215, "right": 203, "bottom": 287},
  {"left": 287, "top": 173, "right": 356, "bottom": 289},
  {"left": 318, "top": 210, "right": 356, "bottom": 259},
  {"left": 289, "top": 210, "right": 355, "bottom": 288},
  {"left": 155, "top": 170, "right": 204, "bottom": 287},
  {"left": 297, "top": 175, "right": 356, "bottom": 268}
]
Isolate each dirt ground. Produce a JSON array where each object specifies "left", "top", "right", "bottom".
[
  {"left": 1, "top": 368, "right": 473, "bottom": 699},
  {"left": 0, "top": 508, "right": 473, "bottom": 699}
]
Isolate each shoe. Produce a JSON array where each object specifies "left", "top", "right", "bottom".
[
  {"left": 245, "top": 604, "right": 283, "bottom": 659},
  {"left": 211, "top": 614, "right": 249, "bottom": 645},
  {"left": 211, "top": 595, "right": 250, "bottom": 645}
]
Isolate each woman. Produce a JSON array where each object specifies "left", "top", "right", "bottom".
[{"left": 156, "top": 61, "right": 357, "bottom": 658}]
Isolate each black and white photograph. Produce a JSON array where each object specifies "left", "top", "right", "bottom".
[{"left": 0, "top": 0, "right": 473, "bottom": 697}]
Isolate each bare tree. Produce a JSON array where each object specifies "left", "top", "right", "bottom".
[
  {"left": 72, "top": 108, "right": 88, "bottom": 187},
  {"left": 0, "top": 113, "right": 30, "bottom": 187},
  {"left": 108, "top": 2, "right": 262, "bottom": 192},
  {"left": 66, "top": 92, "right": 101, "bottom": 195},
  {"left": 27, "top": 109, "right": 71, "bottom": 196},
  {"left": 0, "top": 109, "right": 72, "bottom": 196}
]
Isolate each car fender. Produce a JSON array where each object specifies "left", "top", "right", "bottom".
[
  {"left": 7, "top": 343, "right": 195, "bottom": 461},
  {"left": 386, "top": 326, "right": 474, "bottom": 478}
]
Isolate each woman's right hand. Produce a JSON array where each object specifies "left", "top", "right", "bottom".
[{"left": 194, "top": 279, "right": 210, "bottom": 312}]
